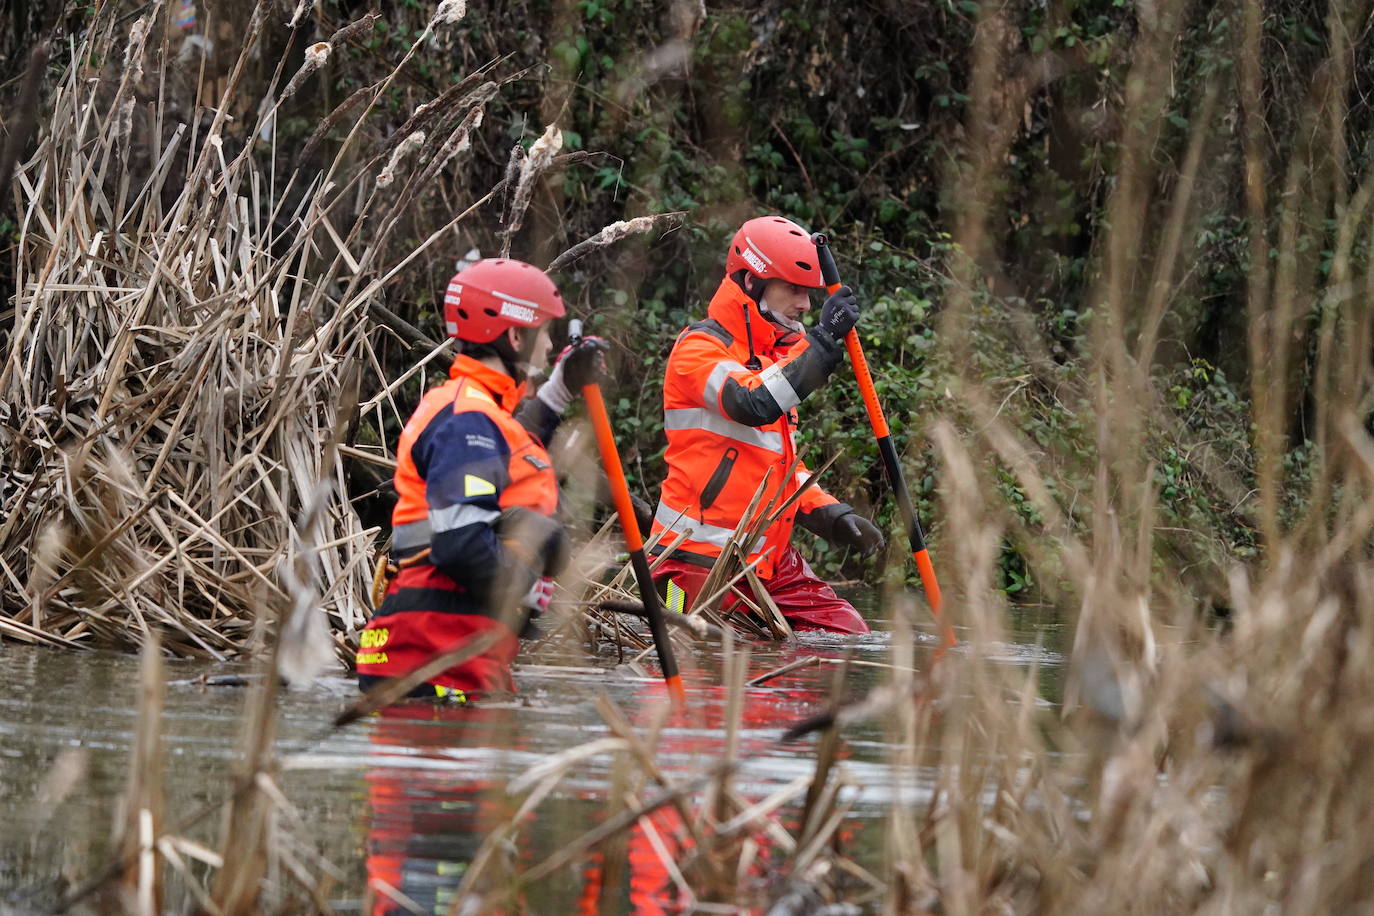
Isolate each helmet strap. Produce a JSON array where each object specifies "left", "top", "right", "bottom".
[
  {"left": 758, "top": 288, "right": 805, "bottom": 337},
  {"left": 514, "top": 324, "right": 543, "bottom": 370},
  {"left": 763, "top": 314, "right": 803, "bottom": 348}
]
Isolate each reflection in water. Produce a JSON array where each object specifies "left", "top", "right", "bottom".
[
  {"left": 358, "top": 691, "right": 788, "bottom": 914},
  {"left": 1, "top": 596, "right": 1067, "bottom": 911},
  {"left": 357, "top": 638, "right": 895, "bottom": 915},
  {"left": 364, "top": 704, "right": 522, "bottom": 915}
]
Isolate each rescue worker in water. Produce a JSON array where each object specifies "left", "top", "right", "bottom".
[
  {"left": 649, "top": 216, "right": 884, "bottom": 634},
  {"left": 356, "top": 257, "right": 605, "bottom": 701}
]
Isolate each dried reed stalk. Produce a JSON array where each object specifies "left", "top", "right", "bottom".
[
  {"left": 0, "top": 0, "right": 521, "bottom": 666},
  {"left": 546, "top": 211, "right": 686, "bottom": 273},
  {"left": 111, "top": 634, "right": 166, "bottom": 915}
]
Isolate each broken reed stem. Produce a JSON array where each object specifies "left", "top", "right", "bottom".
[
  {"left": 113, "top": 634, "right": 166, "bottom": 913},
  {"left": 546, "top": 211, "right": 686, "bottom": 273},
  {"left": 746, "top": 655, "right": 819, "bottom": 687}
]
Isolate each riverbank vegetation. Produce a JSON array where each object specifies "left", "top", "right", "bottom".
[{"left": 5, "top": 0, "right": 1374, "bottom": 910}]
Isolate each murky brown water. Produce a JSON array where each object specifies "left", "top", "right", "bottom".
[{"left": 0, "top": 593, "right": 1065, "bottom": 914}]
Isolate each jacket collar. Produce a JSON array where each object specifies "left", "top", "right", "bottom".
[
  {"left": 448, "top": 353, "right": 526, "bottom": 411},
  {"left": 705, "top": 277, "right": 794, "bottom": 357}
]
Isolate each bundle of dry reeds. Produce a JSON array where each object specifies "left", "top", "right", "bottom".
[
  {"left": 0, "top": 0, "right": 541, "bottom": 663},
  {"left": 0, "top": 0, "right": 681, "bottom": 667}
]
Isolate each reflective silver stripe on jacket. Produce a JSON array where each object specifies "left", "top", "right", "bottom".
[
  {"left": 392, "top": 504, "right": 501, "bottom": 550},
  {"left": 702, "top": 360, "right": 747, "bottom": 409},
  {"left": 431, "top": 503, "right": 502, "bottom": 533},
  {"left": 392, "top": 519, "right": 433, "bottom": 551},
  {"left": 663, "top": 407, "right": 784, "bottom": 453},
  {"left": 654, "top": 500, "right": 764, "bottom": 552},
  {"left": 758, "top": 362, "right": 800, "bottom": 411}
]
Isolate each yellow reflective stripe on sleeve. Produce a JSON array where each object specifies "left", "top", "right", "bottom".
[{"left": 461, "top": 385, "right": 496, "bottom": 404}]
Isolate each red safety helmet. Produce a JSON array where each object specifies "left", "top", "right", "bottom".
[
  {"left": 724, "top": 216, "right": 823, "bottom": 288},
  {"left": 442, "top": 258, "right": 565, "bottom": 344}
]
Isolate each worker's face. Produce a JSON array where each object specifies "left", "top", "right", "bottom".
[
  {"left": 760, "top": 279, "right": 814, "bottom": 322},
  {"left": 510, "top": 324, "right": 553, "bottom": 376}
]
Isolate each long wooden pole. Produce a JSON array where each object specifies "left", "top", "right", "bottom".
[{"left": 812, "top": 234, "right": 957, "bottom": 648}]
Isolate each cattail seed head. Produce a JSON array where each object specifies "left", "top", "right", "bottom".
[
  {"left": 287, "top": 0, "right": 311, "bottom": 27},
  {"left": 114, "top": 97, "right": 136, "bottom": 142},
  {"left": 124, "top": 16, "right": 150, "bottom": 84},
  {"left": 377, "top": 130, "right": 426, "bottom": 188},
  {"left": 304, "top": 41, "right": 330, "bottom": 68},
  {"left": 433, "top": 0, "right": 467, "bottom": 25},
  {"left": 527, "top": 123, "right": 564, "bottom": 166},
  {"left": 502, "top": 124, "right": 563, "bottom": 246},
  {"left": 281, "top": 42, "right": 331, "bottom": 101}
]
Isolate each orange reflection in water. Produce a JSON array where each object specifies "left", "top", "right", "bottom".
[{"left": 360, "top": 645, "right": 858, "bottom": 915}]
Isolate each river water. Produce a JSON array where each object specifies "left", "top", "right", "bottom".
[{"left": 0, "top": 596, "right": 1065, "bottom": 914}]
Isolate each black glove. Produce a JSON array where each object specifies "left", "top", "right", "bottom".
[
  {"left": 629, "top": 491, "right": 655, "bottom": 536},
  {"left": 816, "top": 285, "right": 859, "bottom": 341},
  {"left": 833, "top": 511, "right": 885, "bottom": 556},
  {"left": 798, "top": 502, "right": 886, "bottom": 556},
  {"left": 536, "top": 336, "right": 609, "bottom": 415},
  {"left": 560, "top": 335, "right": 610, "bottom": 390},
  {"left": 497, "top": 507, "right": 570, "bottom": 576}
]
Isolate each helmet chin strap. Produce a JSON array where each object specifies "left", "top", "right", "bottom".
[
  {"left": 759, "top": 294, "right": 804, "bottom": 336},
  {"left": 734, "top": 270, "right": 802, "bottom": 332}
]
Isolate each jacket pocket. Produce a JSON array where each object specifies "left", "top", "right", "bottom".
[{"left": 699, "top": 447, "right": 739, "bottom": 513}]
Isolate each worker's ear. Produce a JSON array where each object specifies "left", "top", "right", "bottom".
[{"left": 509, "top": 326, "right": 541, "bottom": 368}]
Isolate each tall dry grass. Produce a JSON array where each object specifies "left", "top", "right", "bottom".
[
  {"left": 0, "top": 0, "right": 536, "bottom": 663},
  {"left": 445, "top": 0, "right": 1374, "bottom": 912},
  {"left": 11, "top": 0, "right": 1374, "bottom": 912},
  {"left": 870, "top": 0, "right": 1374, "bottom": 910}
]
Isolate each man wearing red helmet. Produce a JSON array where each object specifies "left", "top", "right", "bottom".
[
  {"left": 648, "top": 216, "right": 884, "bottom": 634},
  {"left": 356, "top": 258, "right": 605, "bottom": 701}
]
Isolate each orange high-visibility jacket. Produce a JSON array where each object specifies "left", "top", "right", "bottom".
[
  {"left": 650, "top": 278, "right": 844, "bottom": 579},
  {"left": 389, "top": 355, "right": 558, "bottom": 547},
  {"left": 356, "top": 355, "right": 560, "bottom": 692}
]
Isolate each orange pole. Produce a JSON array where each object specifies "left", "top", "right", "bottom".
[
  {"left": 813, "top": 235, "right": 956, "bottom": 649},
  {"left": 581, "top": 378, "right": 686, "bottom": 705}
]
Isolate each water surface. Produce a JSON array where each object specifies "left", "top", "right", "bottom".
[{"left": 0, "top": 593, "right": 1065, "bottom": 913}]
